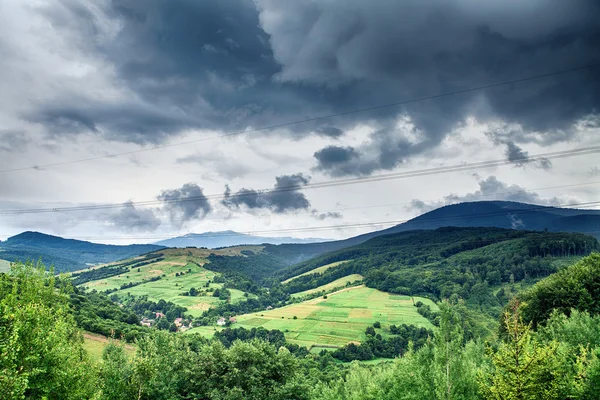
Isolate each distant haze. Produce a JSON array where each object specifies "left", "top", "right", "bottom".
[{"left": 154, "top": 231, "right": 329, "bottom": 248}]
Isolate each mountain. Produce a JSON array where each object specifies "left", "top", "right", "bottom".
[
  {"left": 0, "top": 231, "right": 164, "bottom": 272},
  {"left": 343, "top": 201, "right": 600, "bottom": 246},
  {"left": 258, "top": 201, "right": 600, "bottom": 266},
  {"left": 154, "top": 230, "right": 328, "bottom": 248},
  {"left": 3, "top": 201, "right": 598, "bottom": 274}
]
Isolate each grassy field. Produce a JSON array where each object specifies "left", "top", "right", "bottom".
[
  {"left": 188, "top": 285, "right": 437, "bottom": 348},
  {"left": 80, "top": 250, "right": 256, "bottom": 317},
  {"left": 0, "top": 259, "right": 11, "bottom": 273},
  {"left": 82, "top": 332, "right": 134, "bottom": 361},
  {"left": 282, "top": 260, "right": 351, "bottom": 284},
  {"left": 291, "top": 274, "right": 364, "bottom": 298}
]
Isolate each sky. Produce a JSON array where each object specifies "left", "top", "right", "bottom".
[{"left": 0, "top": 0, "right": 599, "bottom": 244}]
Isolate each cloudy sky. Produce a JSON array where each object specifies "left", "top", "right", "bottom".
[{"left": 0, "top": 0, "right": 599, "bottom": 244}]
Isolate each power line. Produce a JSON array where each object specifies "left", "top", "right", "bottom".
[
  {"left": 2, "top": 200, "right": 598, "bottom": 241},
  {"left": 1, "top": 145, "right": 599, "bottom": 215},
  {"left": 2, "top": 63, "right": 598, "bottom": 174},
  {"left": 3, "top": 179, "right": 599, "bottom": 224}
]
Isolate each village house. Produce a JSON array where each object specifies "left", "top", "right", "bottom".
[
  {"left": 140, "top": 317, "right": 155, "bottom": 327},
  {"left": 216, "top": 317, "right": 226, "bottom": 326},
  {"left": 229, "top": 317, "right": 237, "bottom": 324},
  {"left": 155, "top": 312, "right": 165, "bottom": 318}
]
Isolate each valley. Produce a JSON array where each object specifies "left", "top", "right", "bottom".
[
  {"left": 73, "top": 225, "right": 599, "bottom": 355},
  {"left": 4, "top": 203, "right": 600, "bottom": 399}
]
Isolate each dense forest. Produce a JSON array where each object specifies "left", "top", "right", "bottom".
[{"left": 2, "top": 255, "right": 600, "bottom": 399}]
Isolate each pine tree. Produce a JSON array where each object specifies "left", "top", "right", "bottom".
[{"left": 479, "top": 303, "right": 561, "bottom": 400}]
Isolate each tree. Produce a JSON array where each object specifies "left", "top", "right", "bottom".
[
  {"left": 0, "top": 262, "right": 97, "bottom": 399},
  {"left": 374, "top": 321, "right": 381, "bottom": 328},
  {"left": 431, "top": 301, "right": 480, "bottom": 400},
  {"left": 365, "top": 326, "right": 376, "bottom": 337},
  {"left": 189, "top": 287, "right": 198, "bottom": 297},
  {"left": 479, "top": 303, "right": 562, "bottom": 400}
]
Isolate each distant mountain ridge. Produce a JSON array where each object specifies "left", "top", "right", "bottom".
[
  {"left": 0, "top": 231, "right": 164, "bottom": 272},
  {"left": 154, "top": 230, "right": 329, "bottom": 248},
  {"left": 2, "top": 201, "right": 599, "bottom": 273},
  {"left": 255, "top": 201, "right": 600, "bottom": 266}
]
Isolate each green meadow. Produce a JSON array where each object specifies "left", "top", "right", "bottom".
[
  {"left": 80, "top": 251, "right": 255, "bottom": 317},
  {"left": 188, "top": 285, "right": 437, "bottom": 348},
  {"left": 282, "top": 260, "right": 351, "bottom": 284},
  {"left": 290, "top": 274, "right": 364, "bottom": 298}
]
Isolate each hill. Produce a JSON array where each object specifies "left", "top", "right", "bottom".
[
  {"left": 154, "top": 230, "right": 328, "bottom": 248},
  {"left": 277, "top": 227, "right": 600, "bottom": 318},
  {"left": 339, "top": 201, "right": 600, "bottom": 246},
  {"left": 227, "top": 201, "right": 600, "bottom": 270},
  {"left": 74, "top": 246, "right": 266, "bottom": 316},
  {"left": 0, "top": 231, "right": 164, "bottom": 272}
]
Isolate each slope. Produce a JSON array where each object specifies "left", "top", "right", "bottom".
[
  {"left": 76, "top": 247, "right": 261, "bottom": 317},
  {"left": 276, "top": 227, "right": 600, "bottom": 317},
  {"left": 0, "top": 231, "right": 164, "bottom": 272}
]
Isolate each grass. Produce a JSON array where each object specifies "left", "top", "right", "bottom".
[
  {"left": 80, "top": 254, "right": 255, "bottom": 317},
  {"left": 187, "top": 285, "right": 437, "bottom": 348},
  {"left": 291, "top": 274, "right": 363, "bottom": 298},
  {"left": 82, "top": 332, "right": 134, "bottom": 361},
  {"left": 0, "top": 259, "right": 11, "bottom": 273},
  {"left": 282, "top": 260, "right": 351, "bottom": 284}
]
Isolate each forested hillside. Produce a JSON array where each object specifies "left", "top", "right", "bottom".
[
  {"left": 277, "top": 228, "right": 599, "bottom": 319},
  {"left": 0, "top": 231, "right": 164, "bottom": 272}
]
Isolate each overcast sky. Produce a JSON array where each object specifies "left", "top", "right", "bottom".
[{"left": 0, "top": 0, "right": 599, "bottom": 244}]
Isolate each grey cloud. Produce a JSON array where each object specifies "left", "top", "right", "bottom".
[
  {"left": 223, "top": 173, "right": 311, "bottom": 213},
  {"left": 315, "top": 126, "right": 344, "bottom": 138},
  {"left": 313, "top": 122, "right": 432, "bottom": 176},
  {"left": 4, "top": 0, "right": 599, "bottom": 162},
  {"left": 311, "top": 210, "right": 343, "bottom": 220},
  {"left": 107, "top": 201, "right": 161, "bottom": 232},
  {"left": 258, "top": 0, "right": 600, "bottom": 170},
  {"left": 0, "top": 131, "right": 29, "bottom": 152},
  {"left": 407, "top": 175, "right": 564, "bottom": 213},
  {"left": 157, "top": 183, "right": 212, "bottom": 227},
  {"left": 505, "top": 142, "right": 552, "bottom": 170}
]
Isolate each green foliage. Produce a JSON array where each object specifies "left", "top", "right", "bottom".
[
  {"left": 0, "top": 261, "right": 97, "bottom": 399},
  {"left": 516, "top": 253, "right": 600, "bottom": 328},
  {"left": 479, "top": 306, "right": 563, "bottom": 400}
]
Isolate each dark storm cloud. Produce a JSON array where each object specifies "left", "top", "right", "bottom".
[
  {"left": 313, "top": 122, "right": 432, "bottom": 176},
  {"left": 486, "top": 128, "right": 552, "bottom": 170},
  {"left": 505, "top": 142, "right": 552, "bottom": 170},
  {"left": 157, "top": 183, "right": 212, "bottom": 227},
  {"left": 107, "top": 201, "right": 161, "bottom": 232},
  {"left": 17, "top": 0, "right": 600, "bottom": 159},
  {"left": 257, "top": 0, "right": 600, "bottom": 175},
  {"left": 223, "top": 173, "right": 312, "bottom": 213},
  {"left": 408, "top": 175, "right": 564, "bottom": 214}
]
